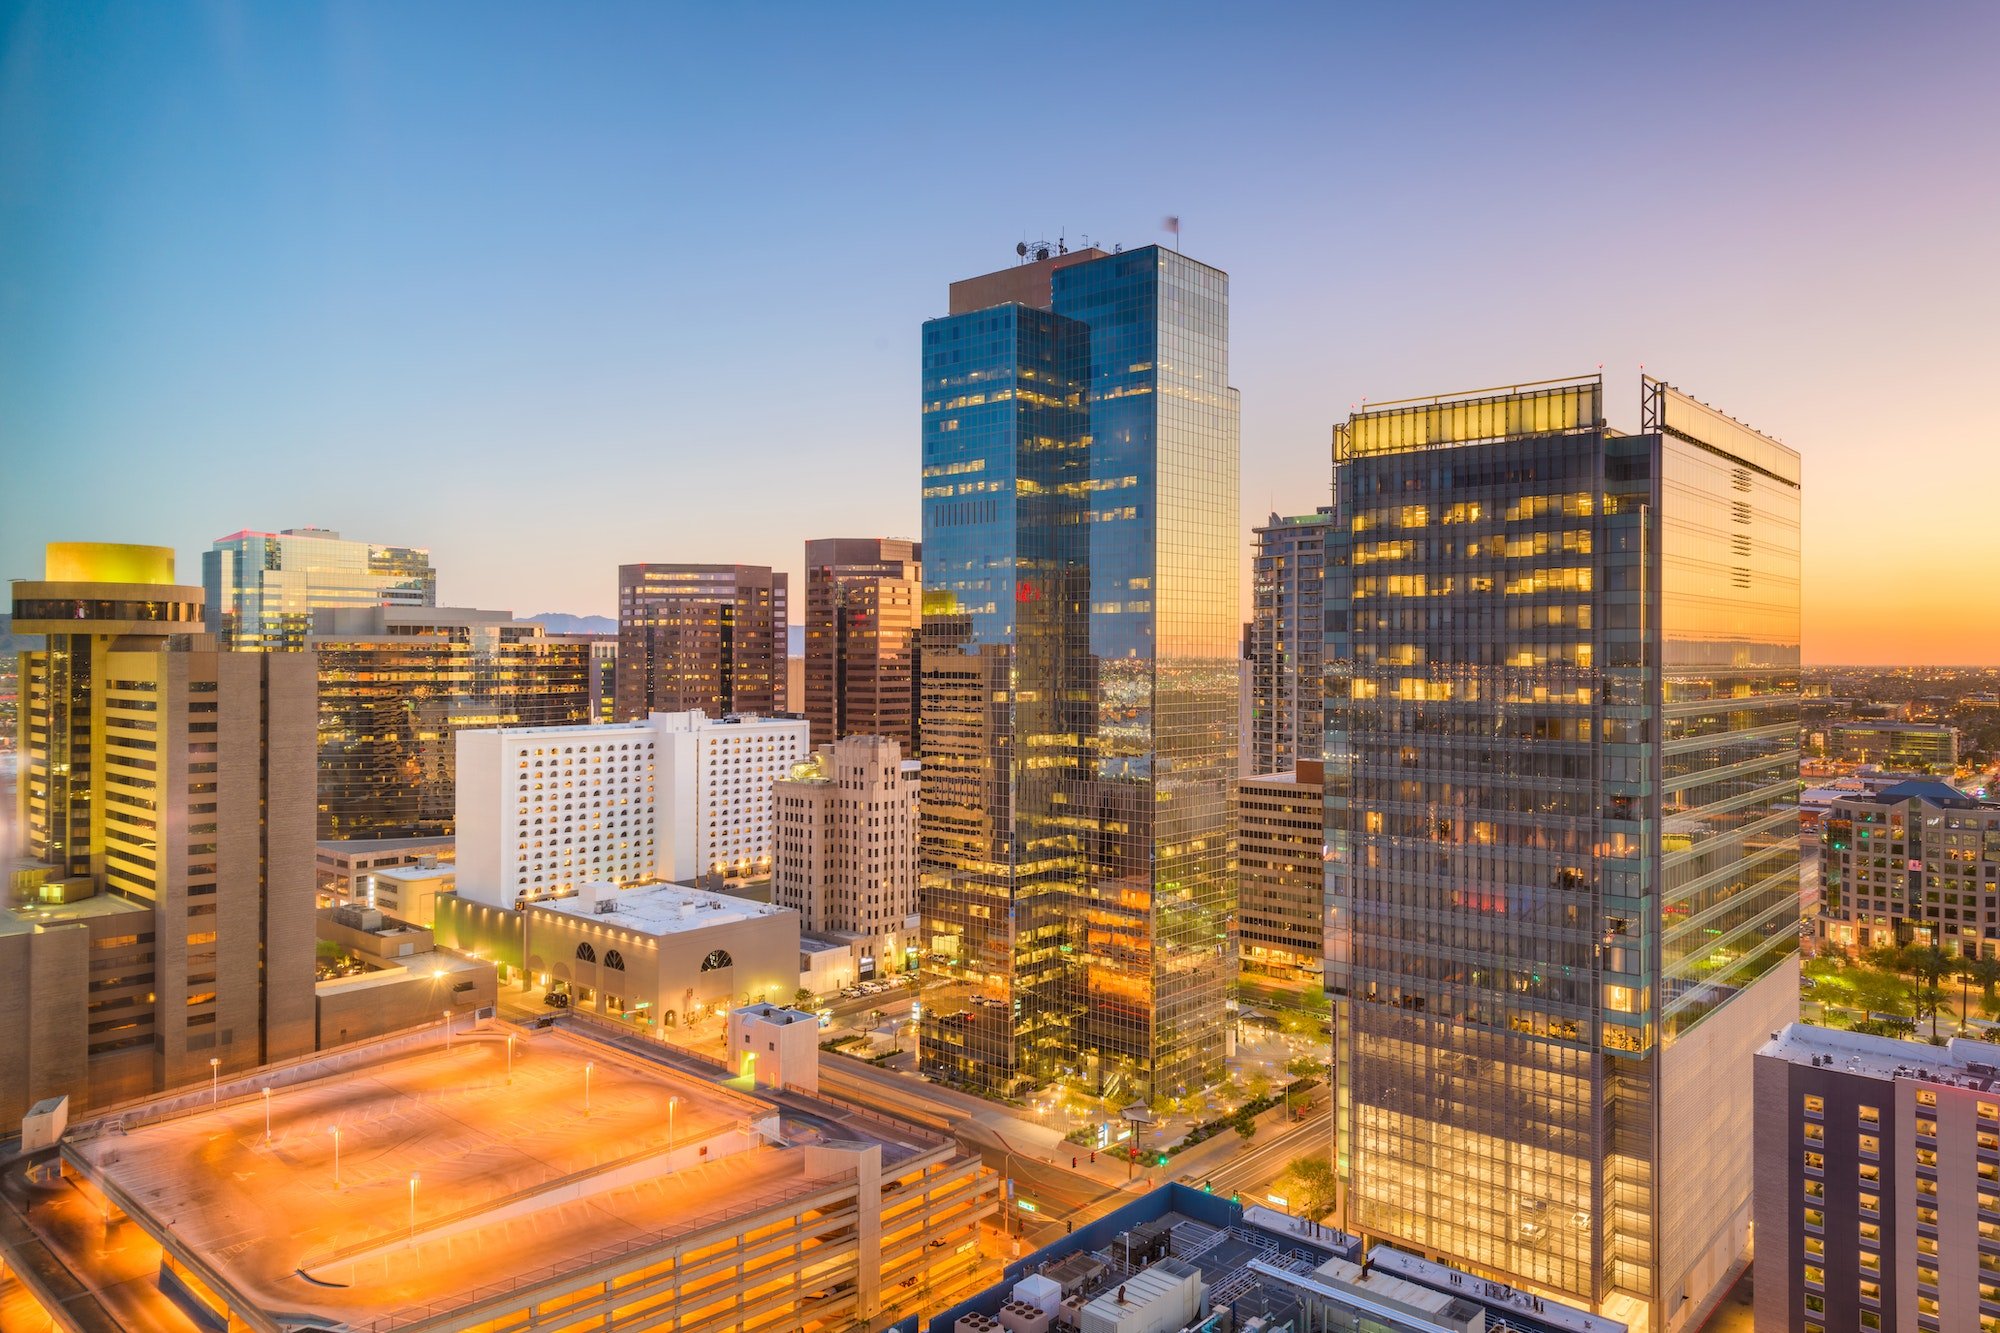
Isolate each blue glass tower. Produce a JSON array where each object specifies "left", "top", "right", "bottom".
[{"left": 918, "top": 245, "right": 1240, "bottom": 1101}]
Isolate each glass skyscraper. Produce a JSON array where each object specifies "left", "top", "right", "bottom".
[
  {"left": 918, "top": 244, "right": 1239, "bottom": 1102},
  {"left": 203, "top": 527, "right": 436, "bottom": 651},
  {"left": 1249, "top": 507, "right": 1335, "bottom": 775},
  {"left": 1323, "top": 375, "right": 1802, "bottom": 1330}
]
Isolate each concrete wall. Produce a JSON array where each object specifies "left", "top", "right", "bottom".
[
  {"left": 454, "top": 728, "right": 503, "bottom": 904},
  {"left": 1657, "top": 956, "right": 1799, "bottom": 1331},
  {"left": 729, "top": 1004, "right": 820, "bottom": 1093},
  {"left": 0, "top": 923, "right": 89, "bottom": 1125},
  {"left": 316, "top": 956, "right": 497, "bottom": 1049},
  {"left": 526, "top": 902, "right": 800, "bottom": 1028}
]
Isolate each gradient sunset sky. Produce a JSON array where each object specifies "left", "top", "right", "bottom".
[{"left": 3, "top": 3, "right": 1996, "bottom": 663}]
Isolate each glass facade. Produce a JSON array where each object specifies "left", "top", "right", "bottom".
[
  {"left": 615, "top": 564, "right": 787, "bottom": 720},
  {"left": 918, "top": 247, "right": 1239, "bottom": 1101},
  {"left": 803, "top": 538, "right": 923, "bottom": 753},
  {"left": 1323, "top": 375, "right": 1801, "bottom": 1317},
  {"left": 312, "top": 612, "right": 591, "bottom": 839},
  {"left": 203, "top": 528, "right": 435, "bottom": 652}
]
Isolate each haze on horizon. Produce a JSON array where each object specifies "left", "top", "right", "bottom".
[{"left": 2, "top": 2, "right": 1996, "bottom": 666}]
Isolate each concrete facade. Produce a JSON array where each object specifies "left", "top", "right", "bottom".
[
  {"left": 728, "top": 1002, "right": 821, "bottom": 1094},
  {"left": 616, "top": 563, "right": 788, "bottom": 719},
  {"left": 773, "top": 735, "right": 919, "bottom": 977},
  {"left": 1234, "top": 763, "right": 1326, "bottom": 990},
  {"left": 803, "top": 538, "right": 922, "bottom": 753}
]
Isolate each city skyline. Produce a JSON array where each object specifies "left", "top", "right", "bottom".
[{"left": 4, "top": 4, "right": 1998, "bottom": 665}]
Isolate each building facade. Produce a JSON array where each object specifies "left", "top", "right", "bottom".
[
  {"left": 803, "top": 537, "right": 922, "bottom": 752},
  {"left": 1235, "top": 762, "right": 1326, "bottom": 995},
  {"left": 1754, "top": 1023, "right": 2000, "bottom": 1333},
  {"left": 455, "top": 709, "right": 809, "bottom": 907},
  {"left": 615, "top": 563, "right": 787, "bottom": 720},
  {"left": 1249, "top": 508, "right": 1335, "bottom": 775},
  {"left": 1829, "top": 722, "right": 1959, "bottom": 776},
  {"left": 1819, "top": 779, "right": 2000, "bottom": 956},
  {"left": 5, "top": 543, "right": 316, "bottom": 1123},
  {"left": 202, "top": 527, "right": 435, "bottom": 652},
  {"left": 310, "top": 606, "right": 591, "bottom": 840},
  {"left": 1323, "top": 376, "right": 1803, "bottom": 1329},
  {"left": 918, "top": 244, "right": 1240, "bottom": 1101},
  {"left": 773, "top": 735, "right": 919, "bottom": 978}
]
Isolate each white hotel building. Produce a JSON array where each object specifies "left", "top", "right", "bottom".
[{"left": 456, "top": 710, "right": 810, "bottom": 906}]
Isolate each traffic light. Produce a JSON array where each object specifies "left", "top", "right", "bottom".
[
  {"left": 1202, "top": 1180, "right": 1213, "bottom": 1193},
  {"left": 1155, "top": 1152, "right": 1168, "bottom": 1167},
  {"left": 1230, "top": 1192, "right": 1240, "bottom": 1205}
]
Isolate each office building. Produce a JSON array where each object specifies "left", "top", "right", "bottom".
[
  {"left": 803, "top": 537, "right": 922, "bottom": 751},
  {"left": 4, "top": 543, "right": 316, "bottom": 1124},
  {"left": 202, "top": 527, "right": 435, "bottom": 651},
  {"left": 1829, "top": 722, "right": 1959, "bottom": 776},
  {"left": 455, "top": 708, "right": 810, "bottom": 906},
  {"left": 773, "top": 734, "right": 920, "bottom": 979},
  {"left": 315, "top": 834, "right": 455, "bottom": 901},
  {"left": 918, "top": 242, "right": 1240, "bottom": 1101},
  {"left": 615, "top": 563, "right": 787, "bottom": 719},
  {"left": 1249, "top": 507, "right": 1335, "bottom": 775},
  {"left": 310, "top": 606, "right": 591, "bottom": 840},
  {"left": 1819, "top": 779, "right": 2000, "bottom": 956},
  {"left": 42, "top": 1023, "right": 996, "bottom": 1333},
  {"left": 1754, "top": 1023, "right": 2000, "bottom": 1333},
  {"left": 1234, "top": 762, "right": 1326, "bottom": 997},
  {"left": 1323, "top": 375, "right": 1803, "bottom": 1329}
]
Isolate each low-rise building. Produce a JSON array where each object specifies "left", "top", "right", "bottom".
[
  {"left": 521, "top": 881, "right": 800, "bottom": 1031},
  {"left": 316, "top": 835, "right": 455, "bottom": 902},
  {"left": 1755, "top": 1023, "right": 2000, "bottom": 1333},
  {"left": 369, "top": 862, "right": 455, "bottom": 927},
  {"left": 1819, "top": 779, "right": 2000, "bottom": 955},
  {"left": 313, "top": 904, "right": 496, "bottom": 1048},
  {"left": 728, "top": 1002, "right": 821, "bottom": 1093},
  {"left": 1829, "top": 722, "right": 1959, "bottom": 776}
]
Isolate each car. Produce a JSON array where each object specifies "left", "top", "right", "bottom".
[
  {"left": 1572, "top": 1210, "right": 1591, "bottom": 1230},
  {"left": 1520, "top": 1221, "right": 1547, "bottom": 1240}
]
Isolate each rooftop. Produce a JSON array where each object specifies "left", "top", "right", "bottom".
[
  {"left": 1760, "top": 1022, "right": 2000, "bottom": 1090},
  {"left": 372, "top": 862, "right": 456, "bottom": 884},
  {"left": 60, "top": 1024, "right": 926, "bottom": 1332},
  {"left": 0, "top": 888, "right": 149, "bottom": 937},
  {"left": 530, "top": 880, "right": 787, "bottom": 935}
]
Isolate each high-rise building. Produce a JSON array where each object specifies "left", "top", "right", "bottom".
[
  {"left": 1323, "top": 375, "right": 1803, "bottom": 1330},
  {"left": 1754, "top": 1023, "right": 2000, "bottom": 1333},
  {"left": 773, "top": 734, "right": 919, "bottom": 977},
  {"left": 203, "top": 527, "right": 435, "bottom": 651},
  {"left": 1819, "top": 778, "right": 2000, "bottom": 955},
  {"left": 4, "top": 543, "right": 316, "bottom": 1123},
  {"left": 309, "top": 606, "right": 591, "bottom": 840},
  {"left": 615, "top": 564, "right": 787, "bottom": 720},
  {"left": 1249, "top": 508, "right": 1335, "bottom": 775},
  {"left": 1234, "top": 762, "right": 1326, "bottom": 998},
  {"left": 803, "top": 538, "right": 922, "bottom": 752},
  {"left": 918, "top": 243, "right": 1240, "bottom": 1101},
  {"left": 455, "top": 708, "right": 809, "bottom": 906}
]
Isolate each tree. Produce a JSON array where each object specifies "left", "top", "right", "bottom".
[
  {"left": 1247, "top": 1072, "right": 1274, "bottom": 1101},
  {"left": 1877, "top": 945, "right": 1954, "bottom": 1039},
  {"left": 793, "top": 986, "right": 816, "bottom": 1009},
  {"left": 1282, "top": 1154, "right": 1339, "bottom": 1219},
  {"left": 1234, "top": 1119, "right": 1257, "bottom": 1142},
  {"left": 1286, "top": 1055, "right": 1329, "bottom": 1082}
]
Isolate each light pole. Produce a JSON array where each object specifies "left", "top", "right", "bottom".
[
  {"left": 408, "top": 1173, "right": 419, "bottom": 1241},
  {"left": 669, "top": 1096, "right": 679, "bottom": 1155},
  {"left": 584, "top": 1061, "right": 593, "bottom": 1117},
  {"left": 329, "top": 1126, "right": 342, "bottom": 1190},
  {"left": 442, "top": 1009, "right": 452, "bottom": 1050},
  {"left": 209, "top": 1057, "right": 221, "bottom": 1106},
  {"left": 262, "top": 1087, "right": 271, "bottom": 1143},
  {"left": 506, "top": 1033, "right": 516, "bottom": 1085}
]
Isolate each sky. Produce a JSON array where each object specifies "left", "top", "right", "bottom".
[{"left": 2, "top": 2, "right": 1996, "bottom": 664}]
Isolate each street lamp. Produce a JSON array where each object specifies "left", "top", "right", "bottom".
[
  {"left": 209, "top": 1057, "right": 221, "bottom": 1106},
  {"left": 584, "top": 1061, "right": 593, "bottom": 1117},
  {"left": 669, "top": 1096, "right": 680, "bottom": 1155},
  {"left": 408, "top": 1173, "right": 419, "bottom": 1241},
  {"left": 329, "top": 1126, "right": 342, "bottom": 1190},
  {"left": 506, "top": 1033, "right": 517, "bottom": 1085},
  {"left": 442, "top": 1009, "right": 452, "bottom": 1050},
  {"left": 261, "top": 1087, "right": 271, "bottom": 1143}
]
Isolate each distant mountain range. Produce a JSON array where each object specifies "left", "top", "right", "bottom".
[
  {"left": 524, "top": 613, "right": 617, "bottom": 635},
  {"left": 0, "top": 615, "right": 43, "bottom": 654}
]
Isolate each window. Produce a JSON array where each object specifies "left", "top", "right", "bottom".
[
  {"left": 604, "top": 949, "right": 625, "bottom": 971},
  {"left": 576, "top": 943, "right": 597, "bottom": 964},
  {"left": 700, "top": 949, "right": 733, "bottom": 972}
]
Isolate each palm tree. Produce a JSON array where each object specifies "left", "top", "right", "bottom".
[{"left": 1956, "top": 954, "right": 2000, "bottom": 1031}]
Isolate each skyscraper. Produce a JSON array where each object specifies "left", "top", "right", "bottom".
[
  {"left": 918, "top": 243, "right": 1240, "bottom": 1101},
  {"left": 203, "top": 527, "right": 435, "bottom": 651},
  {"left": 1249, "top": 507, "right": 1334, "bottom": 775},
  {"left": 803, "top": 538, "right": 922, "bottom": 752},
  {"left": 615, "top": 564, "right": 787, "bottom": 720},
  {"left": 309, "top": 606, "right": 592, "bottom": 840},
  {"left": 5, "top": 543, "right": 316, "bottom": 1121},
  {"left": 1323, "top": 375, "right": 1802, "bottom": 1330},
  {"left": 773, "top": 734, "right": 920, "bottom": 977}
]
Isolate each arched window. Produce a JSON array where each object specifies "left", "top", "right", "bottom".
[
  {"left": 576, "top": 942, "right": 597, "bottom": 964},
  {"left": 700, "top": 949, "right": 733, "bottom": 972},
  {"left": 604, "top": 949, "right": 625, "bottom": 971}
]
